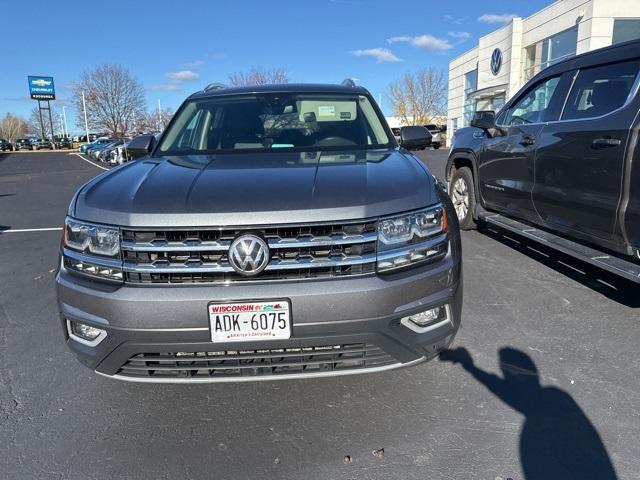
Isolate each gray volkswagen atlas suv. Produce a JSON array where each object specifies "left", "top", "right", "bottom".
[{"left": 55, "top": 82, "right": 462, "bottom": 382}]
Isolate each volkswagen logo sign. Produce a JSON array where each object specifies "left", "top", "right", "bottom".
[
  {"left": 490, "top": 48, "right": 502, "bottom": 76},
  {"left": 228, "top": 234, "right": 270, "bottom": 276}
]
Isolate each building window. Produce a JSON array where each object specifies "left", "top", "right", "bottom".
[
  {"left": 613, "top": 19, "right": 640, "bottom": 44},
  {"left": 463, "top": 68, "right": 478, "bottom": 126},
  {"left": 464, "top": 69, "right": 478, "bottom": 94},
  {"left": 523, "top": 27, "right": 578, "bottom": 80}
]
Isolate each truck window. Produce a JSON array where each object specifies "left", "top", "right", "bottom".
[
  {"left": 504, "top": 76, "right": 561, "bottom": 125},
  {"left": 561, "top": 60, "right": 640, "bottom": 120}
]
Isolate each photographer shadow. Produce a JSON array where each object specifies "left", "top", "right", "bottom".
[{"left": 440, "top": 347, "right": 617, "bottom": 480}]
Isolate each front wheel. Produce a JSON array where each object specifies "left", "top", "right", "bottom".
[
  {"left": 433, "top": 144, "right": 440, "bottom": 150},
  {"left": 449, "top": 167, "right": 477, "bottom": 230}
]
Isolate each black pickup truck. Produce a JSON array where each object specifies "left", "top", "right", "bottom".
[{"left": 447, "top": 39, "right": 640, "bottom": 283}]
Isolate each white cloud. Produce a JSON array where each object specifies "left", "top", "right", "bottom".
[
  {"left": 148, "top": 83, "right": 182, "bottom": 92},
  {"left": 478, "top": 13, "right": 518, "bottom": 24},
  {"left": 350, "top": 48, "right": 401, "bottom": 63},
  {"left": 180, "top": 60, "right": 205, "bottom": 69},
  {"left": 444, "top": 14, "right": 465, "bottom": 25},
  {"left": 448, "top": 31, "right": 470, "bottom": 41},
  {"left": 387, "top": 35, "right": 452, "bottom": 53},
  {"left": 165, "top": 70, "right": 200, "bottom": 82}
]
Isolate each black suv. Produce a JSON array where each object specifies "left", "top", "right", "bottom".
[
  {"left": 0, "top": 139, "right": 13, "bottom": 151},
  {"left": 14, "top": 138, "right": 33, "bottom": 151},
  {"left": 36, "top": 138, "right": 54, "bottom": 150},
  {"left": 448, "top": 39, "right": 640, "bottom": 283},
  {"left": 54, "top": 137, "right": 73, "bottom": 149}
]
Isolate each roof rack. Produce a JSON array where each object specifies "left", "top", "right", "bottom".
[
  {"left": 341, "top": 78, "right": 357, "bottom": 87},
  {"left": 203, "top": 82, "right": 227, "bottom": 92}
]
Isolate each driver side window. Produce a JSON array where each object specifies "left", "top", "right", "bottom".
[{"left": 504, "top": 76, "right": 561, "bottom": 126}]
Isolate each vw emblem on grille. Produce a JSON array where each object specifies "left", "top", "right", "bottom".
[
  {"left": 228, "top": 234, "right": 270, "bottom": 276},
  {"left": 490, "top": 48, "right": 502, "bottom": 76}
]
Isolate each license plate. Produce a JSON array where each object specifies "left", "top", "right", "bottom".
[{"left": 208, "top": 300, "right": 291, "bottom": 343}]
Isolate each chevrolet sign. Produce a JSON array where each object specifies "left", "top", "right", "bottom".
[{"left": 28, "top": 76, "right": 55, "bottom": 100}]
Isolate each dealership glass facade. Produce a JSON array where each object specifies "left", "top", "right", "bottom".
[
  {"left": 462, "top": 69, "right": 478, "bottom": 126},
  {"left": 524, "top": 27, "right": 578, "bottom": 81},
  {"left": 613, "top": 19, "right": 640, "bottom": 44}
]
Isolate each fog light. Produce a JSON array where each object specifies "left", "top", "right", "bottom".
[
  {"left": 410, "top": 307, "right": 441, "bottom": 326},
  {"left": 401, "top": 304, "right": 451, "bottom": 333},
  {"left": 66, "top": 320, "right": 107, "bottom": 346}
]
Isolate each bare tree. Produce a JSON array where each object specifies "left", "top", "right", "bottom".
[
  {"left": 27, "top": 106, "right": 60, "bottom": 138},
  {"left": 387, "top": 68, "right": 447, "bottom": 125},
  {"left": 0, "top": 113, "right": 29, "bottom": 142},
  {"left": 228, "top": 67, "right": 289, "bottom": 86},
  {"left": 134, "top": 108, "right": 175, "bottom": 134},
  {"left": 71, "top": 64, "right": 147, "bottom": 137}
]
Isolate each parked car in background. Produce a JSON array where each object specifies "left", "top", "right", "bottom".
[
  {"left": 96, "top": 140, "right": 124, "bottom": 163},
  {"left": 447, "top": 39, "right": 640, "bottom": 283},
  {"left": 56, "top": 82, "right": 462, "bottom": 382},
  {"left": 89, "top": 140, "right": 120, "bottom": 161},
  {"left": 423, "top": 125, "right": 443, "bottom": 149},
  {"left": 35, "top": 138, "right": 54, "bottom": 150},
  {"left": 54, "top": 138, "right": 73, "bottom": 149},
  {"left": 80, "top": 137, "right": 113, "bottom": 154},
  {"left": 0, "top": 139, "right": 13, "bottom": 151},
  {"left": 14, "top": 138, "right": 33, "bottom": 151}
]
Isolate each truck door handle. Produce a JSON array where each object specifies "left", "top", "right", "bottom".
[
  {"left": 520, "top": 136, "right": 535, "bottom": 146},
  {"left": 592, "top": 138, "right": 621, "bottom": 149}
]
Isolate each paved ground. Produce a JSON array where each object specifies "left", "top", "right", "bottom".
[{"left": 1, "top": 150, "right": 639, "bottom": 480}]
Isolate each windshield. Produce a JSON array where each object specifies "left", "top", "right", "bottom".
[{"left": 157, "top": 93, "right": 392, "bottom": 155}]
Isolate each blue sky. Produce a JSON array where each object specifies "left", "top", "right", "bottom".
[{"left": 0, "top": 0, "right": 552, "bottom": 133}]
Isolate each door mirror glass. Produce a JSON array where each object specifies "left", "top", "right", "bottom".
[
  {"left": 399, "top": 126, "right": 431, "bottom": 150},
  {"left": 470, "top": 111, "right": 496, "bottom": 130},
  {"left": 127, "top": 134, "right": 155, "bottom": 160}
]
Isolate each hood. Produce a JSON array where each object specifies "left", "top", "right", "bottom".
[{"left": 73, "top": 149, "right": 437, "bottom": 227}]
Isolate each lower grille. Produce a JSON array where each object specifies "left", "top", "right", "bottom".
[{"left": 118, "top": 343, "right": 396, "bottom": 380}]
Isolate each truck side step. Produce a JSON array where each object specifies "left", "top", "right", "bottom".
[{"left": 479, "top": 213, "right": 640, "bottom": 284}]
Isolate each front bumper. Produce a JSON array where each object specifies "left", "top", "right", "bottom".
[{"left": 56, "top": 245, "right": 461, "bottom": 382}]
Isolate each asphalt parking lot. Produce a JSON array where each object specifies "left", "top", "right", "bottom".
[{"left": 1, "top": 150, "right": 639, "bottom": 479}]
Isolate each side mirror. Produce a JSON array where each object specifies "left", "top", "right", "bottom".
[
  {"left": 399, "top": 126, "right": 432, "bottom": 151},
  {"left": 470, "top": 110, "right": 496, "bottom": 130},
  {"left": 127, "top": 134, "right": 155, "bottom": 160}
]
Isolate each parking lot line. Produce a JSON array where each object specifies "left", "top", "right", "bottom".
[
  {"left": 2, "top": 227, "right": 63, "bottom": 233},
  {"left": 71, "top": 152, "right": 109, "bottom": 171}
]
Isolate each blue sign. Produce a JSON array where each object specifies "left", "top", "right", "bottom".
[
  {"left": 28, "top": 76, "right": 55, "bottom": 100},
  {"left": 490, "top": 49, "right": 502, "bottom": 76}
]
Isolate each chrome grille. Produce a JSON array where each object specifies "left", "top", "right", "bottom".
[
  {"left": 121, "top": 221, "right": 377, "bottom": 283},
  {"left": 118, "top": 343, "right": 396, "bottom": 380}
]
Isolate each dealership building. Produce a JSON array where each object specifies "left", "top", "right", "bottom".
[{"left": 447, "top": 0, "right": 640, "bottom": 143}]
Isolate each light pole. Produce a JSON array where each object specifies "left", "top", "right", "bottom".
[
  {"left": 62, "top": 106, "right": 69, "bottom": 138},
  {"left": 157, "top": 99, "right": 162, "bottom": 132},
  {"left": 82, "top": 92, "right": 90, "bottom": 143}
]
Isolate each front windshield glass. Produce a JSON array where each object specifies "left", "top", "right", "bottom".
[{"left": 157, "top": 93, "right": 392, "bottom": 155}]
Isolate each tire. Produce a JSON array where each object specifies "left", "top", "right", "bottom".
[
  {"left": 449, "top": 166, "right": 477, "bottom": 230},
  {"left": 433, "top": 144, "right": 440, "bottom": 150}
]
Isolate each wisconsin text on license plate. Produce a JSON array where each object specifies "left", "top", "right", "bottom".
[{"left": 208, "top": 301, "right": 291, "bottom": 342}]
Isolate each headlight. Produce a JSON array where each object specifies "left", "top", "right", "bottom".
[
  {"left": 63, "top": 218, "right": 123, "bottom": 281},
  {"left": 377, "top": 205, "right": 448, "bottom": 272},
  {"left": 64, "top": 217, "right": 120, "bottom": 257}
]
